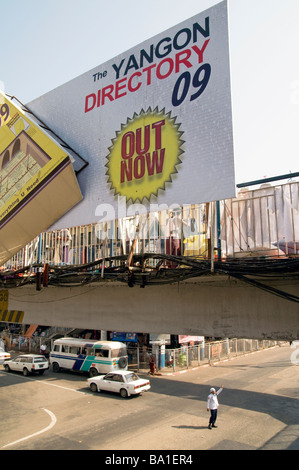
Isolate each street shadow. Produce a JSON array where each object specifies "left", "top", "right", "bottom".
[
  {"left": 147, "top": 376, "right": 299, "bottom": 427},
  {"left": 172, "top": 425, "right": 208, "bottom": 430}
]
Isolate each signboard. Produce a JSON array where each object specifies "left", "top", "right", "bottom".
[
  {"left": 0, "top": 91, "right": 82, "bottom": 265},
  {"left": 112, "top": 331, "right": 138, "bottom": 343},
  {"left": 149, "top": 334, "right": 171, "bottom": 345},
  {"left": 179, "top": 335, "right": 204, "bottom": 344},
  {"left": 28, "top": 0, "right": 234, "bottom": 229}
]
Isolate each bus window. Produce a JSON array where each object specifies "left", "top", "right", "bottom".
[
  {"left": 94, "top": 349, "right": 109, "bottom": 358},
  {"left": 111, "top": 347, "right": 127, "bottom": 358}
]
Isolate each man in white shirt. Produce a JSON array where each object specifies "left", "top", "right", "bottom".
[{"left": 207, "top": 386, "right": 224, "bottom": 429}]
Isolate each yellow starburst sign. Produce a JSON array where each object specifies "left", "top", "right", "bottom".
[{"left": 106, "top": 108, "right": 184, "bottom": 203}]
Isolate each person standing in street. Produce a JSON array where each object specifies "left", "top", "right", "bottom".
[{"left": 207, "top": 385, "right": 224, "bottom": 429}]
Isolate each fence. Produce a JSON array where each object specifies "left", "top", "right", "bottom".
[
  {"left": 1, "top": 334, "right": 281, "bottom": 372},
  {"left": 220, "top": 182, "right": 299, "bottom": 257},
  {"left": 3, "top": 181, "right": 298, "bottom": 271},
  {"left": 129, "top": 338, "right": 281, "bottom": 373}
]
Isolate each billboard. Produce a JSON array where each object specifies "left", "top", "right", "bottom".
[
  {"left": 28, "top": 0, "right": 234, "bottom": 228},
  {"left": 0, "top": 91, "right": 82, "bottom": 265}
]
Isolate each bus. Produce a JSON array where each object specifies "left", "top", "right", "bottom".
[{"left": 50, "top": 337, "right": 128, "bottom": 376}]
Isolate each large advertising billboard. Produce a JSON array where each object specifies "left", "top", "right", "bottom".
[
  {"left": 28, "top": 0, "right": 235, "bottom": 228},
  {"left": 0, "top": 91, "right": 82, "bottom": 265}
]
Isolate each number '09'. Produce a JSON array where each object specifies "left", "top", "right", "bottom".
[{"left": 172, "top": 64, "right": 211, "bottom": 107}]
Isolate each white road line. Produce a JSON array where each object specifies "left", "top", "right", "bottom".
[
  {"left": 1, "top": 370, "right": 89, "bottom": 394},
  {"left": 2, "top": 408, "right": 56, "bottom": 449}
]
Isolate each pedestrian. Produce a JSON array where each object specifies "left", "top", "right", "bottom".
[
  {"left": 207, "top": 385, "right": 224, "bottom": 429},
  {"left": 149, "top": 354, "right": 155, "bottom": 375}
]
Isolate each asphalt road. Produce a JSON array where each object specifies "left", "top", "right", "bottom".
[{"left": 0, "top": 344, "right": 298, "bottom": 452}]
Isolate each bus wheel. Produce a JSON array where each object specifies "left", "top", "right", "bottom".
[
  {"left": 118, "top": 357, "right": 128, "bottom": 369},
  {"left": 89, "top": 367, "right": 98, "bottom": 377},
  {"left": 52, "top": 362, "right": 60, "bottom": 373}
]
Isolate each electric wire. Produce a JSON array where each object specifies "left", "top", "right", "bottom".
[{"left": 1, "top": 254, "right": 299, "bottom": 303}]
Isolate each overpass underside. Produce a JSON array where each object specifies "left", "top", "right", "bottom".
[{"left": 2, "top": 256, "right": 299, "bottom": 341}]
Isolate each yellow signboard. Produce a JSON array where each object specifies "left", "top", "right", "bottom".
[{"left": 0, "top": 91, "right": 82, "bottom": 265}]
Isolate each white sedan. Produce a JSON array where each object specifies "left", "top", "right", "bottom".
[
  {"left": 0, "top": 348, "right": 10, "bottom": 365},
  {"left": 87, "top": 370, "right": 151, "bottom": 398}
]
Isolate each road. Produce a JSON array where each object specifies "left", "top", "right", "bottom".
[{"left": 0, "top": 344, "right": 298, "bottom": 451}]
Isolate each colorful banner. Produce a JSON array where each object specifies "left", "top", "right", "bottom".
[{"left": 28, "top": 0, "right": 235, "bottom": 228}]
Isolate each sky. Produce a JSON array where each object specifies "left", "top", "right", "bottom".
[{"left": 0, "top": 0, "right": 299, "bottom": 186}]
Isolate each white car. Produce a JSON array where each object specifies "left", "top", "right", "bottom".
[
  {"left": 4, "top": 354, "right": 49, "bottom": 376},
  {"left": 0, "top": 348, "right": 10, "bottom": 365},
  {"left": 87, "top": 370, "right": 151, "bottom": 398}
]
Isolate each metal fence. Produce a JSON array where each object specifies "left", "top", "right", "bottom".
[
  {"left": 1, "top": 334, "right": 281, "bottom": 372},
  {"left": 129, "top": 338, "right": 281, "bottom": 373},
  {"left": 3, "top": 181, "right": 298, "bottom": 271},
  {"left": 220, "top": 182, "right": 299, "bottom": 258}
]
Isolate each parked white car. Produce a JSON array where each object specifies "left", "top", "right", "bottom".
[
  {"left": 87, "top": 370, "right": 151, "bottom": 398},
  {"left": 4, "top": 354, "right": 49, "bottom": 376},
  {"left": 0, "top": 348, "right": 10, "bottom": 364}
]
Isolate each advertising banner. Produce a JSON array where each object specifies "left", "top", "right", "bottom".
[
  {"left": 112, "top": 332, "right": 138, "bottom": 343},
  {"left": 28, "top": 0, "right": 235, "bottom": 228},
  {"left": 0, "top": 91, "right": 82, "bottom": 265}
]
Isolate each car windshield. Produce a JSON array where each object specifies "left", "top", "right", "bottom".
[
  {"left": 34, "top": 357, "right": 46, "bottom": 363},
  {"left": 111, "top": 347, "right": 127, "bottom": 358},
  {"left": 125, "top": 373, "right": 139, "bottom": 382}
]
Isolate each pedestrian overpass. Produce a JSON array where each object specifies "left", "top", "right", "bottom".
[
  {"left": 1, "top": 180, "right": 299, "bottom": 341},
  {"left": 1, "top": 255, "right": 298, "bottom": 341}
]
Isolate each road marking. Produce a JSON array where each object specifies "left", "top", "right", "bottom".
[
  {"left": 1, "top": 408, "right": 56, "bottom": 449},
  {"left": 1, "top": 370, "right": 90, "bottom": 394}
]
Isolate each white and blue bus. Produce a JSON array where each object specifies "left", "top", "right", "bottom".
[{"left": 50, "top": 337, "right": 128, "bottom": 376}]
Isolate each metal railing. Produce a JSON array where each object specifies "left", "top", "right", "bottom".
[
  {"left": 128, "top": 338, "right": 281, "bottom": 373},
  {"left": 2, "top": 181, "right": 299, "bottom": 271},
  {"left": 220, "top": 182, "right": 299, "bottom": 258},
  {"left": 2, "top": 334, "right": 281, "bottom": 372}
]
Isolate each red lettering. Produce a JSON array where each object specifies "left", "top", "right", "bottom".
[
  {"left": 97, "top": 89, "right": 101, "bottom": 107},
  {"left": 134, "top": 155, "right": 145, "bottom": 179},
  {"left": 136, "top": 126, "right": 150, "bottom": 154},
  {"left": 142, "top": 64, "right": 157, "bottom": 85},
  {"left": 115, "top": 78, "right": 127, "bottom": 99},
  {"left": 122, "top": 132, "right": 135, "bottom": 159},
  {"left": 175, "top": 49, "right": 193, "bottom": 73},
  {"left": 85, "top": 93, "right": 96, "bottom": 113},
  {"left": 85, "top": 45, "right": 210, "bottom": 113},
  {"left": 146, "top": 149, "right": 165, "bottom": 176},
  {"left": 121, "top": 159, "right": 132, "bottom": 182},
  {"left": 101, "top": 84, "right": 114, "bottom": 105},
  {"left": 156, "top": 58, "right": 174, "bottom": 80},
  {"left": 128, "top": 72, "right": 142, "bottom": 92},
  {"left": 192, "top": 40, "right": 210, "bottom": 64},
  {"left": 152, "top": 120, "right": 165, "bottom": 149}
]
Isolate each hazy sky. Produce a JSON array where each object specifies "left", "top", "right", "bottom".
[{"left": 1, "top": 0, "right": 299, "bottom": 185}]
